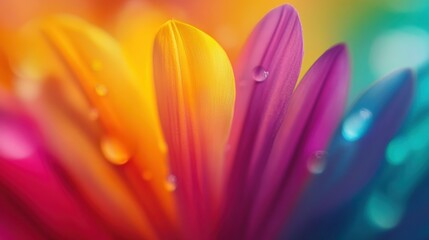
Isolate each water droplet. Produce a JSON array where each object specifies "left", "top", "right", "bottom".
[
  {"left": 95, "top": 84, "right": 108, "bottom": 96},
  {"left": 342, "top": 108, "right": 373, "bottom": 142},
  {"left": 88, "top": 108, "right": 99, "bottom": 121},
  {"left": 164, "top": 174, "right": 177, "bottom": 192},
  {"left": 91, "top": 60, "right": 103, "bottom": 72},
  {"left": 0, "top": 121, "right": 35, "bottom": 160},
  {"left": 142, "top": 171, "right": 153, "bottom": 181},
  {"left": 366, "top": 192, "right": 403, "bottom": 229},
  {"left": 252, "top": 66, "right": 269, "bottom": 82},
  {"left": 100, "top": 136, "right": 130, "bottom": 165},
  {"left": 307, "top": 151, "right": 327, "bottom": 174}
]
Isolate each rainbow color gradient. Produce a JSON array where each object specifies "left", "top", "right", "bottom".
[{"left": 0, "top": 0, "right": 428, "bottom": 239}]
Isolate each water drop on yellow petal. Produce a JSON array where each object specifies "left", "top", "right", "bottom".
[
  {"left": 100, "top": 136, "right": 130, "bottom": 165},
  {"left": 95, "top": 84, "right": 108, "bottom": 96}
]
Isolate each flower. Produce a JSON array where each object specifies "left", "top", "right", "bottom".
[{"left": 0, "top": 3, "right": 418, "bottom": 240}]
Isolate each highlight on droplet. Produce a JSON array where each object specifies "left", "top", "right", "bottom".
[
  {"left": 252, "top": 65, "right": 269, "bottom": 82},
  {"left": 307, "top": 151, "right": 327, "bottom": 174},
  {"left": 164, "top": 174, "right": 177, "bottom": 192},
  {"left": 94, "top": 84, "right": 108, "bottom": 96},
  {"left": 100, "top": 136, "right": 130, "bottom": 165},
  {"left": 342, "top": 108, "right": 373, "bottom": 142}
]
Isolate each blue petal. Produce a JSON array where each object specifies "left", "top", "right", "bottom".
[{"left": 283, "top": 69, "right": 414, "bottom": 239}]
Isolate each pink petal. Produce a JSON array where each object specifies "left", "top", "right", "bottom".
[{"left": 0, "top": 94, "right": 110, "bottom": 239}]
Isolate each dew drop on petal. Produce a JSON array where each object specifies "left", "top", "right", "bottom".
[
  {"left": 307, "top": 151, "right": 327, "bottom": 174},
  {"left": 0, "top": 121, "right": 35, "bottom": 160},
  {"left": 100, "top": 136, "right": 130, "bottom": 165},
  {"left": 164, "top": 174, "right": 177, "bottom": 192},
  {"left": 342, "top": 108, "right": 373, "bottom": 142},
  {"left": 95, "top": 84, "right": 108, "bottom": 96},
  {"left": 252, "top": 66, "right": 269, "bottom": 82}
]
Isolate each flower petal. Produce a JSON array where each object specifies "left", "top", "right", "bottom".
[
  {"left": 287, "top": 69, "right": 414, "bottom": 239},
  {"left": 40, "top": 15, "right": 176, "bottom": 238},
  {"left": 0, "top": 94, "right": 111, "bottom": 239},
  {"left": 328, "top": 67, "right": 429, "bottom": 239},
  {"left": 153, "top": 20, "right": 235, "bottom": 238},
  {"left": 245, "top": 44, "right": 350, "bottom": 239},
  {"left": 27, "top": 90, "right": 161, "bottom": 238},
  {"left": 219, "top": 4, "right": 303, "bottom": 238}
]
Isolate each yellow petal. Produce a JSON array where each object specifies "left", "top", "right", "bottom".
[
  {"left": 40, "top": 15, "right": 177, "bottom": 238},
  {"left": 153, "top": 20, "right": 235, "bottom": 237}
]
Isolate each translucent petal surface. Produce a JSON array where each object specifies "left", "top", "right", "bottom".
[
  {"left": 40, "top": 15, "right": 177, "bottom": 238},
  {"left": 219, "top": 5, "right": 303, "bottom": 238},
  {"left": 246, "top": 44, "right": 350, "bottom": 239},
  {"left": 153, "top": 20, "right": 235, "bottom": 238}
]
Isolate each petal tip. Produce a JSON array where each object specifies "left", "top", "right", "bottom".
[
  {"left": 327, "top": 43, "right": 349, "bottom": 59},
  {"left": 383, "top": 68, "right": 415, "bottom": 90},
  {"left": 333, "top": 43, "right": 347, "bottom": 53},
  {"left": 275, "top": 4, "right": 299, "bottom": 16}
]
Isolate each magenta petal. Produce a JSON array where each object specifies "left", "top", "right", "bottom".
[
  {"left": 0, "top": 191, "right": 45, "bottom": 239},
  {"left": 245, "top": 44, "right": 350, "bottom": 239},
  {"left": 219, "top": 4, "right": 303, "bottom": 238},
  {"left": 0, "top": 98, "right": 110, "bottom": 239}
]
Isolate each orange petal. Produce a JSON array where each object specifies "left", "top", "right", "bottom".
[{"left": 40, "top": 15, "right": 177, "bottom": 238}]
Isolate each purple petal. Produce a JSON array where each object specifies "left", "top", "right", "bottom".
[
  {"left": 219, "top": 4, "right": 303, "bottom": 238},
  {"left": 245, "top": 44, "right": 350, "bottom": 239}
]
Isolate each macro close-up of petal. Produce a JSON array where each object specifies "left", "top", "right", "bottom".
[
  {"left": 0, "top": 0, "right": 428, "bottom": 239},
  {"left": 153, "top": 19, "right": 235, "bottom": 239}
]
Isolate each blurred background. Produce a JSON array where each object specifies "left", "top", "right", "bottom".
[{"left": 2, "top": 0, "right": 428, "bottom": 101}]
